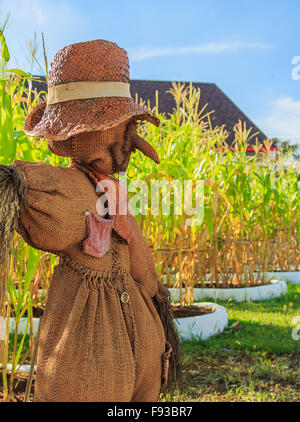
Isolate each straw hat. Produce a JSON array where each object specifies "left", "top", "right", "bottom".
[{"left": 24, "top": 39, "right": 160, "bottom": 141}]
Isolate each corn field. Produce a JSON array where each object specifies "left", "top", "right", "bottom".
[
  {"left": 132, "top": 83, "right": 300, "bottom": 303},
  {"left": 0, "top": 28, "right": 299, "bottom": 400}
]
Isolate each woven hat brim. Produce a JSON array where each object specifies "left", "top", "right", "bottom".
[{"left": 24, "top": 97, "right": 160, "bottom": 141}]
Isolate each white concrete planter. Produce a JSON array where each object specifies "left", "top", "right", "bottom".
[
  {"left": 0, "top": 316, "right": 5, "bottom": 341},
  {"left": 174, "top": 302, "right": 228, "bottom": 341},
  {"left": 266, "top": 272, "right": 300, "bottom": 284},
  {"left": 9, "top": 317, "right": 40, "bottom": 336},
  {"left": 165, "top": 271, "right": 300, "bottom": 285},
  {"left": 5, "top": 363, "right": 36, "bottom": 373},
  {"left": 169, "top": 280, "right": 287, "bottom": 303}
]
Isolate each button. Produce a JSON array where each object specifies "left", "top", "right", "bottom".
[{"left": 120, "top": 291, "right": 129, "bottom": 304}]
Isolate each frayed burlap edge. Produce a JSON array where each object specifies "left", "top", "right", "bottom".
[
  {"left": 153, "top": 286, "right": 183, "bottom": 397},
  {"left": 0, "top": 165, "right": 27, "bottom": 363}
]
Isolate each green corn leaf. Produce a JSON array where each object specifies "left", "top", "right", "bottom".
[
  {"left": 14, "top": 313, "right": 31, "bottom": 372},
  {"left": 6, "top": 68, "right": 30, "bottom": 77},
  {"left": 24, "top": 247, "right": 40, "bottom": 294},
  {"left": 204, "top": 206, "right": 213, "bottom": 241},
  {"left": 7, "top": 277, "right": 17, "bottom": 313}
]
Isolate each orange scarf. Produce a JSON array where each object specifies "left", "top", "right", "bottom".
[{"left": 71, "top": 163, "right": 133, "bottom": 258}]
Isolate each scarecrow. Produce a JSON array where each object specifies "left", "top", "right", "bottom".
[{"left": 0, "top": 39, "right": 182, "bottom": 401}]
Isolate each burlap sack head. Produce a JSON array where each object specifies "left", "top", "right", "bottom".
[
  {"left": 24, "top": 39, "right": 160, "bottom": 173},
  {"left": 48, "top": 119, "right": 160, "bottom": 174}
]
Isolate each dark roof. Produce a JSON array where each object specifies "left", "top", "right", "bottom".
[
  {"left": 130, "top": 80, "right": 268, "bottom": 145},
  {"left": 29, "top": 77, "right": 268, "bottom": 145},
  {"left": 31, "top": 77, "right": 47, "bottom": 93}
]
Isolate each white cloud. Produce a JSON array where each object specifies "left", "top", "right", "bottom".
[
  {"left": 1, "top": 0, "right": 83, "bottom": 72},
  {"left": 33, "top": 0, "right": 46, "bottom": 25},
  {"left": 129, "top": 42, "right": 274, "bottom": 62},
  {"left": 256, "top": 96, "right": 300, "bottom": 144},
  {"left": 2, "top": 0, "right": 47, "bottom": 26}
]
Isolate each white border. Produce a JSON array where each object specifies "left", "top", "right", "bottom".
[
  {"left": 9, "top": 317, "right": 40, "bottom": 336},
  {"left": 169, "top": 280, "right": 287, "bottom": 303},
  {"left": 164, "top": 271, "right": 300, "bottom": 286},
  {"left": 4, "top": 363, "right": 36, "bottom": 373},
  {"left": 266, "top": 272, "right": 300, "bottom": 284}
]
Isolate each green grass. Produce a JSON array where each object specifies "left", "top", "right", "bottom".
[
  {"left": 160, "top": 283, "right": 300, "bottom": 402},
  {"left": 190, "top": 283, "right": 300, "bottom": 354}
]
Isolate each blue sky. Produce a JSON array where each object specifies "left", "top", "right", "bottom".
[{"left": 1, "top": 0, "right": 299, "bottom": 144}]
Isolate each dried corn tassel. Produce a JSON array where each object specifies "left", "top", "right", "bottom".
[{"left": 0, "top": 165, "right": 26, "bottom": 363}]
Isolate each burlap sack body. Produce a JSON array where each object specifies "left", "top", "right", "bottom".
[{"left": 14, "top": 160, "right": 169, "bottom": 402}]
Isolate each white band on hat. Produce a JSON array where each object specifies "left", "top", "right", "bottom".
[{"left": 47, "top": 81, "right": 132, "bottom": 105}]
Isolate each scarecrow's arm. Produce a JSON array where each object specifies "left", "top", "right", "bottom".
[
  {"left": 128, "top": 215, "right": 161, "bottom": 298},
  {"left": 12, "top": 161, "right": 91, "bottom": 254},
  {"left": 0, "top": 164, "right": 27, "bottom": 262},
  {"left": 128, "top": 215, "right": 183, "bottom": 391}
]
